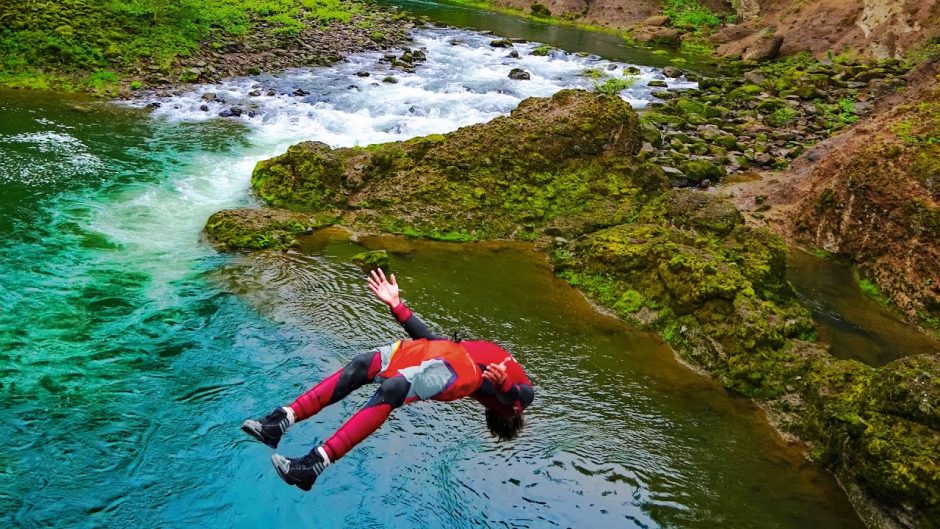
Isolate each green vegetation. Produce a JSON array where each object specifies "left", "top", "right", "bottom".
[
  {"left": 767, "top": 106, "right": 798, "bottom": 127},
  {"left": 594, "top": 76, "right": 637, "bottom": 96},
  {"left": 661, "top": 0, "right": 721, "bottom": 32},
  {"left": 531, "top": 45, "right": 552, "bottom": 56},
  {"left": 0, "top": 0, "right": 375, "bottom": 91},
  {"left": 857, "top": 277, "right": 889, "bottom": 305},
  {"left": 529, "top": 2, "right": 551, "bottom": 18}
]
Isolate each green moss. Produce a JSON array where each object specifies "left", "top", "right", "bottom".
[
  {"left": 251, "top": 141, "right": 350, "bottom": 211},
  {"left": 351, "top": 249, "right": 390, "bottom": 270},
  {"left": 204, "top": 208, "right": 335, "bottom": 250},
  {"left": 856, "top": 273, "right": 891, "bottom": 306}
]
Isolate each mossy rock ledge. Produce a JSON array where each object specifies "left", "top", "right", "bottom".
[
  {"left": 554, "top": 190, "right": 939, "bottom": 529},
  {"left": 210, "top": 89, "right": 658, "bottom": 246},
  {"left": 203, "top": 89, "right": 938, "bottom": 528},
  {"left": 204, "top": 208, "right": 336, "bottom": 251}
]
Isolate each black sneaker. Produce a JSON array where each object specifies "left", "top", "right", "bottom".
[
  {"left": 241, "top": 407, "right": 293, "bottom": 448},
  {"left": 271, "top": 450, "right": 329, "bottom": 491}
]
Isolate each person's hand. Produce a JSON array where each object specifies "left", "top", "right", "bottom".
[
  {"left": 482, "top": 358, "right": 510, "bottom": 388},
  {"left": 367, "top": 268, "right": 401, "bottom": 308}
]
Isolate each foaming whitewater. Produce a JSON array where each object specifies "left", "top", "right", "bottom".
[
  {"left": 0, "top": 130, "right": 104, "bottom": 185},
  {"left": 141, "top": 27, "right": 693, "bottom": 144}
]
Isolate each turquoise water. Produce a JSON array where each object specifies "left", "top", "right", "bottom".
[{"left": 1, "top": 22, "right": 864, "bottom": 529}]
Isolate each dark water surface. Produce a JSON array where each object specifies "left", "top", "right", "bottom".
[
  {"left": 787, "top": 250, "right": 940, "bottom": 366},
  {"left": 0, "top": 14, "right": 866, "bottom": 528}
]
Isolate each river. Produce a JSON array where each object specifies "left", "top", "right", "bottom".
[{"left": 0, "top": 15, "right": 871, "bottom": 529}]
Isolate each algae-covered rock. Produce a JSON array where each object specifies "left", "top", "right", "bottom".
[
  {"left": 555, "top": 186, "right": 940, "bottom": 527},
  {"left": 351, "top": 250, "right": 390, "bottom": 271},
  {"left": 553, "top": 188, "right": 819, "bottom": 396},
  {"left": 251, "top": 141, "right": 351, "bottom": 212},
  {"left": 638, "top": 188, "right": 743, "bottom": 236},
  {"left": 204, "top": 208, "right": 335, "bottom": 250},
  {"left": 238, "top": 89, "right": 644, "bottom": 241},
  {"left": 679, "top": 160, "right": 726, "bottom": 184},
  {"left": 867, "top": 354, "right": 940, "bottom": 430}
]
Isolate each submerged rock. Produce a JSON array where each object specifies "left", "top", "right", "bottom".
[{"left": 351, "top": 250, "right": 390, "bottom": 271}]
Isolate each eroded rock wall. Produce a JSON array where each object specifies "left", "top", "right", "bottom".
[
  {"left": 715, "top": 0, "right": 940, "bottom": 59},
  {"left": 793, "top": 64, "right": 940, "bottom": 331}
]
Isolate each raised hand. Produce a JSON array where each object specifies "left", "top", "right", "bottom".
[
  {"left": 366, "top": 268, "right": 401, "bottom": 308},
  {"left": 482, "top": 357, "right": 510, "bottom": 388}
]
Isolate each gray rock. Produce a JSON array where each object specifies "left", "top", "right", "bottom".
[
  {"left": 742, "top": 36, "right": 783, "bottom": 62},
  {"left": 743, "top": 70, "right": 766, "bottom": 85},
  {"left": 201, "top": 92, "right": 217, "bottom": 102},
  {"left": 508, "top": 68, "right": 531, "bottom": 80},
  {"left": 219, "top": 106, "right": 244, "bottom": 118},
  {"left": 490, "top": 38, "right": 513, "bottom": 48},
  {"left": 662, "top": 66, "right": 682, "bottom": 78}
]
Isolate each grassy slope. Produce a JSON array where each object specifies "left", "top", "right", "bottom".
[{"left": 0, "top": 0, "right": 371, "bottom": 91}]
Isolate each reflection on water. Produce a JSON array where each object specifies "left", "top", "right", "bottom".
[{"left": 787, "top": 249, "right": 940, "bottom": 366}]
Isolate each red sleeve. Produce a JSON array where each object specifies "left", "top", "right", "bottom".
[{"left": 390, "top": 302, "right": 413, "bottom": 323}]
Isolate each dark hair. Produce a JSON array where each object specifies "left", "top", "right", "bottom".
[{"left": 485, "top": 408, "right": 525, "bottom": 441}]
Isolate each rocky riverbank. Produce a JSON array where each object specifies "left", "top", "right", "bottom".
[
  {"left": 636, "top": 56, "right": 909, "bottom": 186},
  {"left": 0, "top": 0, "right": 414, "bottom": 94},
  {"left": 203, "top": 88, "right": 938, "bottom": 528}
]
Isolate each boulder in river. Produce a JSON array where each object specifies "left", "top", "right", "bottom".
[
  {"left": 204, "top": 208, "right": 332, "bottom": 250},
  {"left": 490, "top": 38, "right": 513, "bottom": 48},
  {"left": 508, "top": 68, "right": 530, "bottom": 80}
]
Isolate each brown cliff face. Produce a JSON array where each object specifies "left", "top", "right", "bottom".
[
  {"left": 716, "top": 0, "right": 939, "bottom": 59},
  {"left": 727, "top": 61, "right": 940, "bottom": 333},
  {"left": 792, "top": 62, "right": 940, "bottom": 329}
]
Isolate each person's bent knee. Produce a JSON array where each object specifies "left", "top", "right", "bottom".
[{"left": 370, "top": 376, "right": 410, "bottom": 408}]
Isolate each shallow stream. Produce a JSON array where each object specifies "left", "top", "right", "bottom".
[{"left": 0, "top": 13, "right": 905, "bottom": 529}]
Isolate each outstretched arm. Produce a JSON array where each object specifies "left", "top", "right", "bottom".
[{"left": 366, "top": 268, "right": 443, "bottom": 340}]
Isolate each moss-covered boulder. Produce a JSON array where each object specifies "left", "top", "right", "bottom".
[
  {"left": 351, "top": 250, "right": 390, "bottom": 271},
  {"left": 554, "top": 190, "right": 813, "bottom": 396},
  {"left": 229, "top": 89, "right": 649, "bottom": 243},
  {"left": 251, "top": 141, "right": 352, "bottom": 212},
  {"left": 204, "top": 208, "right": 336, "bottom": 250}
]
